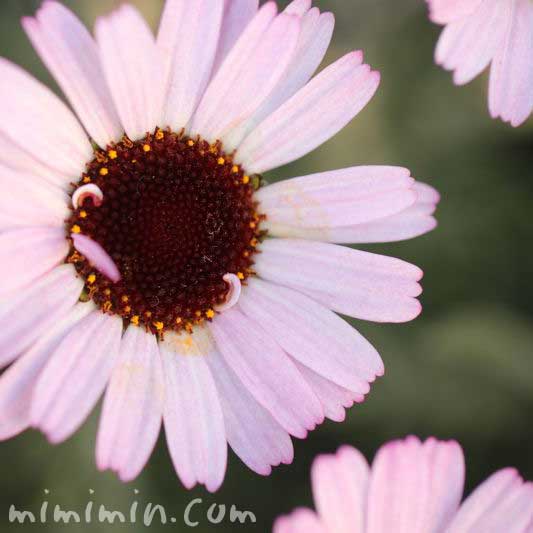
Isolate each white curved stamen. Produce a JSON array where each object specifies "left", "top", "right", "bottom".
[
  {"left": 72, "top": 184, "right": 103, "bottom": 209},
  {"left": 72, "top": 233, "right": 121, "bottom": 283},
  {"left": 214, "top": 273, "right": 242, "bottom": 312}
]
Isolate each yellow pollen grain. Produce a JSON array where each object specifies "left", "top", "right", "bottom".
[
  {"left": 132, "top": 159, "right": 137, "bottom": 164},
  {"left": 124, "top": 305, "right": 131, "bottom": 314},
  {"left": 249, "top": 222, "right": 256, "bottom": 229},
  {"left": 121, "top": 295, "right": 129, "bottom": 303},
  {"left": 71, "top": 224, "right": 81, "bottom": 234},
  {"left": 103, "top": 301, "right": 112, "bottom": 313},
  {"left": 154, "top": 321, "right": 164, "bottom": 332},
  {"left": 242, "top": 175, "right": 250, "bottom": 184},
  {"left": 217, "top": 157, "right": 225, "bottom": 165},
  {"left": 206, "top": 309, "right": 215, "bottom": 319},
  {"left": 176, "top": 317, "right": 182, "bottom": 325},
  {"left": 108, "top": 150, "right": 118, "bottom": 160},
  {"left": 143, "top": 144, "right": 151, "bottom": 152},
  {"left": 131, "top": 315, "right": 140, "bottom": 326},
  {"left": 79, "top": 210, "right": 88, "bottom": 219},
  {"left": 195, "top": 310, "right": 202, "bottom": 318},
  {"left": 99, "top": 167, "right": 109, "bottom": 176},
  {"left": 155, "top": 130, "right": 164, "bottom": 140},
  {"left": 87, "top": 274, "right": 96, "bottom": 284},
  {"left": 104, "top": 288, "right": 111, "bottom": 296},
  {"left": 243, "top": 251, "right": 250, "bottom": 258},
  {"left": 232, "top": 165, "right": 239, "bottom": 174},
  {"left": 83, "top": 176, "right": 91, "bottom": 183},
  {"left": 145, "top": 311, "right": 152, "bottom": 318},
  {"left": 250, "top": 238, "right": 258, "bottom": 247},
  {"left": 237, "top": 272, "right": 245, "bottom": 280},
  {"left": 187, "top": 140, "right": 195, "bottom": 147}
]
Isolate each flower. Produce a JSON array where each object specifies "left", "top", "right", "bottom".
[
  {"left": 0, "top": 0, "right": 438, "bottom": 491},
  {"left": 427, "top": 0, "right": 533, "bottom": 127},
  {"left": 274, "top": 436, "right": 533, "bottom": 533}
]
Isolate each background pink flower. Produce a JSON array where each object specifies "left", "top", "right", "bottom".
[
  {"left": 274, "top": 436, "right": 533, "bottom": 532},
  {"left": 427, "top": 0, "right": 533, "bottom": 127}
]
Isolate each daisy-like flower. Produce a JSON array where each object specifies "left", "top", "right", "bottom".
[
  {"left": 0, "top": 0, "right": 438, "bottom": 491},
  {"left": 427, "top": 0, "right": 533, "bottom": 127},
  {"left": 274, "top": 436, "right": 533, "bottom": 533}
]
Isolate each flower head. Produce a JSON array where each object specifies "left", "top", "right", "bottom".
[
  {"left": 427, "top": 0, "right": 533, "bottom": 127},
  {"left": 274, "top": 436, "right": 533, "bottom": 533},
  {"left": 0, "top": 0, "right": 438, "bottom": 490}
]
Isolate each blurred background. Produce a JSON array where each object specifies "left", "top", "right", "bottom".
[{"left": 1, "top": 0, "right": 533, "bottom": 530}]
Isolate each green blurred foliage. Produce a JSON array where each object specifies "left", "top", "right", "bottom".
[{"left": 1, "top": 0, "right": 532, "bottom": 531}]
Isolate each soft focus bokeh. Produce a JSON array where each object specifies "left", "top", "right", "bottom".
[{"left": 2, "top": 0, "right": 533, "bottom": 531}]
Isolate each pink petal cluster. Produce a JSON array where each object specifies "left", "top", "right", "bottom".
[
  {"left": 274, "top": 436, "right": 533, "bottom": 533},
  {"left": 427, "top": 0, "right": 533, "bottom": 127},
  {"left": 0, "top": 0, "right": 439, "bottom": 490}
]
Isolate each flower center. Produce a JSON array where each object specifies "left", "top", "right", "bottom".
[{"left": 67, "top": 129, "right": 264, "bottom": 335}]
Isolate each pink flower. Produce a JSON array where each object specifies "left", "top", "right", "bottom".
[
  {"left": 427, "top": 0, "right": 533, "bottom": 127},
  {"left": 0, "top": 0, "right": 438, "bottom": 491},
  {"left": 274, "top": 436, "right": 533, "bottom": 533}
]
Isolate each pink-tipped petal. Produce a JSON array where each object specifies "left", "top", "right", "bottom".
[
  {"left": 0, "top": 166, "right": 69, "bottom": 232},
  {"left": 238, "top": 278, "right": 383, "bottom": 392},
  {"left": 160, "top": 329, "right": 227, "bottom": 492},
  {"left": 206, "top": 331, "right": 294, "bottom": 476},
  {"left": 71, "top": 183, "right": 103, "bottom": 209},
  {"left": 435, "top": 1, "right": 510, "bottom": 86},
  {"left": 212, "top": 0, "right": 260, "bottom": 75},
  {"left": 257, "top": 166, "right": 417, "bottom": 229},
  {"left": 96, "top": 5, "right": 164, "bottom": 140},
  {"left": 71, "top": 233, "right": 121, "bottom": 283},
  {"left": 157, "top": 0, "right": 224, "bottom": 130},
  {"left": 255, "top": 239, "right": 423, "bottom": 323},
  {"left": 0, "top": 58, "right": 92, "bottom": 186},
  {"left": 366, "top": 436, "right": 465, "bottom": 533},
  {"left": 448, "top": 468, "right": 533, "bottom": 533},
  {"left": 214, "top": 273, "right": 242, "bottom": 312},
  {"left": 274, "top": 509, "right": 327, "bottom": 533},
  {"left": 293, "top": 362, "right": 363, "bottom": 423},
  {"left": 0, "top": 302, "right": 94, "bottom": 440},
  {"left": 209, "top": 307, "right": 324, "bottom": 439},
  {"left": 96, "top": 325, "right": 163, "bottom": 482},
  {"left": 22, "top": 1, "right": 122, "bottom": 148},
  {"left": 236, "top": 52, "right": 380, "bottom": 174},
  {"left": 427, "top": 0, "right": 484, "bottom": 24},
  {"left": 251, "top": 8, "right": 334, "bottom": 126},
  {"left": 488, "top": 0, "right": 533, "bottom": 127},
  {"left": 0, "top": 227, "right": 69, "bottom": 297},
  {"left": 265, "top": 181, "right": 439, "bottom": 244},
  {"left": 31, "top": 311, "right": 122, "bottom": 444},
  {"left": 190, "top": 3, "right": 301, "bottom": 150},
  {"left": 284, "top": 0, "right": 312, "bottom": 16},
  {"left": 311, "top": 446, "right": 369, "bottom": 533},
  {"left": 0, "top": 265, "right": 83, "bottom": 368}
]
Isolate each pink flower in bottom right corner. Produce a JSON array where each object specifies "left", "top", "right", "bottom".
[
  {"left": 273, "top": 436, "right": 533, "bottom": 533},
  {"left": 427, "top": 0, "right": 533, "bottom": 127}
]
